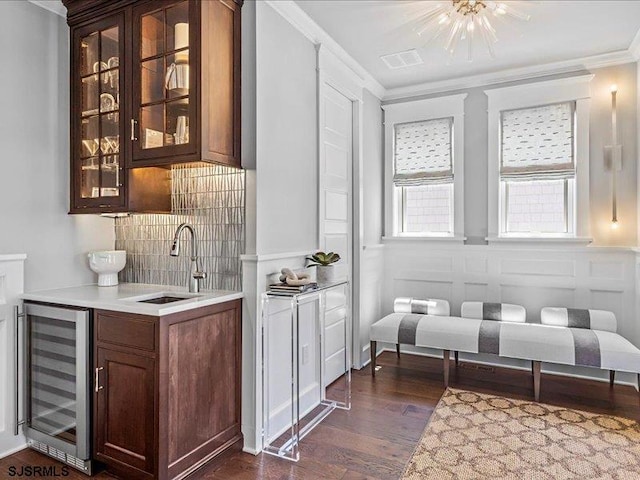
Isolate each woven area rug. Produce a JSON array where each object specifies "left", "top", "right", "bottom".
[{"left": 402, "top": 388, "right": 640, "bottom": 479}]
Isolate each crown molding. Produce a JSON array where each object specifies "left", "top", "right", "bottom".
[
  {"left": 28, "top": 0, "right": 66, "bottom": 17},
  {"left": 264, "top": 0, "right": 385, "bottom": 99},
  {"left": 383, "top": 49, "right": 636, "bottom": 101},
  {"left": 630, "top": 27, "right": 640, "bottom": 61},
  {"left": 26, "top": 0, "right": 640, "bottom": 102}
]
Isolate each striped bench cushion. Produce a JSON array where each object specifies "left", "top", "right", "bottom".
[
  {"left": 370, "top": 313, "right": 482, "bottom": 351},
  {"left": 461, "top": 302, "right": 526, "bottom": 323},
  {"left": 394, "top": 297, "right": 450, "bottom": 316},
  {"left": 370, "top": 313, "right": 640, "bottom": 373},
  {"left": 541, "top": 307, "right": 617, "bottom": 333}
]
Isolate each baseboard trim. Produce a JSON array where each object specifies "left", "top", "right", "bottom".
[
  {"left": 379, "top": 347, "right": 639, "bottom": 390},
  {"left": 242, "top": 446, "right": 260, "bottom": 456},
  {"left": 0, "top": 442, "right": 28, "bottom": 460}
]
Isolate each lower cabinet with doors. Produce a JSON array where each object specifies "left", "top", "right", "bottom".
[{"left": 93, "top": 299, "right": 242, "bottom": 480}]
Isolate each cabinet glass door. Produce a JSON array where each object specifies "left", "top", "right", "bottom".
[
  {"left": 23, "top": 303, "right": 90, "bottom": 460},
  {"left": 73, "top": 15, "right": 125, "bottom": 212},
  {"left": 132, "top": 1, "right": 198, "bottom": 164}
]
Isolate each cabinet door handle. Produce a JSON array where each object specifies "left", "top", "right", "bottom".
[
  {"left": 130, "top": 119, "right": 138, "bottom": 141},
  {"left": 95, "top": 367, "right": 104, "bottom": 393}
]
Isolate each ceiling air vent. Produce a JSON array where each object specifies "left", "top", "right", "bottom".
[{"left": 380, "top": 49, "right": 423, "bottom": 69}]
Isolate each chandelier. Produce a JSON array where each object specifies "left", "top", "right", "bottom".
[{"left": 415, "top": 1, "right": 530, "bottom": 61}]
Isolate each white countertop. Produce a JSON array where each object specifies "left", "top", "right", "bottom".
[{"left": 21, "top": 283, "right": 243, "bottom": 316}]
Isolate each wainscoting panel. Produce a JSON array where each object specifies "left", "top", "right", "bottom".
[
  {"left": 382, "top": 243, "right": 640, "bottom": 373},
  {"left": 464, "top": 282, "right": 489, "bottom": 302},
  {"left": 393, "top": 279, "right": 454, "bottom": 304},
  {"left": 500, "top": 285, "right": 576, "bottom": 322},
  {"left": 500, "top": 259, "right": 575, "bottom": 277},
  {"left": 464, "top": 257, "right": 488, "bottom": 274},
  {"left": 589, "top": 261, "right": 625, "bottom": 280},
  {"left": 0, "top": 256, "right": 26, "bottom": 457},
  {"left": 359, "top": 246, "right": 384, "bottom": 367}
]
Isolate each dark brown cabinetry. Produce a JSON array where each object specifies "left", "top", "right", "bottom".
[
  {"left": 64, "top": 0, "right": 242, "bottom": 214},
  {"left": 93, "top": 300, "right": 242, "bottom": 480}
]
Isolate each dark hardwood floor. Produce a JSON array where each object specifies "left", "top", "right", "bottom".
[{"left": 2, "top": 351, "right": 640, "bottom": 479}]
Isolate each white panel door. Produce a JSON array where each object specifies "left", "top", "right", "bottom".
[{"left": 319, "top": 85, "right": 352, "bottom": 385}]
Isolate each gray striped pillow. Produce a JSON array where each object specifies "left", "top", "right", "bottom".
[
  {"left": 540, "top": 307, "right": 617, "bottom": 333},
  {"left": 393, "top": 298, "right": 450, "bottom": 316},
  {"left": 461, "top": 302, "right": 526, "bottom": 323}
]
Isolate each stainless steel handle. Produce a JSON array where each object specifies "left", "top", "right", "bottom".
[
  {"left": 95, "top": 367, "right": 104, "bottom": 393},
  {"left": 14, "top": 306, "right": 25, "bottom": 436},
  {"left": 130, "top": 119, "right": 138, "bottom": 141}
]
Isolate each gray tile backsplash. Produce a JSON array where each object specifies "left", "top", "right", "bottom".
[{"left": 115, "top": 163, "right": 245, "bottom": 291}]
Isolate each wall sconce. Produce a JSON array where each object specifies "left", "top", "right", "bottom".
[{"left": 605, "top": 84, "right": 622, "bottom": 229}]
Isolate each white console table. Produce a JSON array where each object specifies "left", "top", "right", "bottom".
[{"left": 261, "top": 280, "right": 351, "bottom": 462}]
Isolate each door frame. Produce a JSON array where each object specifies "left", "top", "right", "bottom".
[{"left": 316, "top": 44, "right": 364, "bottom": 369}]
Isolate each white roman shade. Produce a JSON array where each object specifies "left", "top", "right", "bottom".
[
  {"left": 393, "top": 117, "right": 453, "bottom": 186},
  {"left": 500, "top": 102, "right": 575, "bottom": 179}
]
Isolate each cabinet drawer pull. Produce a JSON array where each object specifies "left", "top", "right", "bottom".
[
  {"left": 95, "top": 366, "right": 104, "bottom": 393},
  {"left": 130, "top": 119, "right": 138, "bottom": 141}
]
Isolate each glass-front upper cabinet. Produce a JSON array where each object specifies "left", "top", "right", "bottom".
[
  {"left": 131, "top": 1, "right": 198, "bottom": 165},
  {"left": 71, "top": 14, "right": 126, "bottom": 213}
]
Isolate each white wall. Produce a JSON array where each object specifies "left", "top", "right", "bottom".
[
  {"left": 254, "top": 1, "right": 318, "bottom": 256},
  {"left": 384, "top": 65, "right": 639, "bottom": 246},
  {"left": 362, "top": 89, "right": 384, "bottom": 245},
  {"left": 241, "top": 0, "right": 321, "bottom": 453},
  {"left": 0, "top": 1, "right": 114, "bottom": 291},
  {"left": 241, "top": 1, "right": 387, "bottom": 452}
]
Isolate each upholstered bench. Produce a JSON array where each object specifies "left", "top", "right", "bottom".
[{"left": 370, "top": 299, "right": 640, "bottom": 401}]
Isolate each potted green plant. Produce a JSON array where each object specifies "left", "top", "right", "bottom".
[{"left": 306, "top": 251, "right": 341, "bottom": 284}]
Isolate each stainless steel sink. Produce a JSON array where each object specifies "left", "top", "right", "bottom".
[
  {"left": 129, "top": 292, "right": 202, "bottom": 304},
  {"left": 137, "top": 295, "right": 193, "bottom": 304}
]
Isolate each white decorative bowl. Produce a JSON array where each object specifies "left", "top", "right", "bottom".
[{"left": 88, "top": 250, "right": 126, "bottom": 287}]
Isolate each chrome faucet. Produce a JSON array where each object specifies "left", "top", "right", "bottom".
[{"left": 170, "top": 223, "right": 207, "bottom": 293}]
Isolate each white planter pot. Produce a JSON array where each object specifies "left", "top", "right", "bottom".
[{"left": 316, "top": 265, "right": 335, "bottom": 285}]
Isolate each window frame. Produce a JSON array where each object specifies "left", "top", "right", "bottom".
[
  {"left": 485, "top": 75, "right": 593, "bottom": 242},
  {"left": 399, "top": 182, "right": 455, "bottom": 236},
  {"left": 500, "top": 177, "right": 575, "bottom": 237},
  {"left": 382, "top": 94, "right": 467, "bottom": 240}
]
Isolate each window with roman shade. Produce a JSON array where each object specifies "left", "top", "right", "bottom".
[
  {"left": 500, "top": 102, "right": 575, "bottom": 179},
  {"left": 394, "top": 117, "right": 453, "bottom": 186},
  {"left": 499, "top": 101, "right": 576, "bottom": 235}
]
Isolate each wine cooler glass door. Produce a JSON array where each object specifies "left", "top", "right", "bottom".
[{"left": 23, "top": 303, "right": 90, "bottom": 460}]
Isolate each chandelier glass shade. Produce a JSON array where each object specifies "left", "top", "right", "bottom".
[{"left": 415, "top": 1, "right": 530, "bottom": 61}]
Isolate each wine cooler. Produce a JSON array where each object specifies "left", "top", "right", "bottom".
[{"left": 17, "top": 302, "right": 93, "bottom": 474}]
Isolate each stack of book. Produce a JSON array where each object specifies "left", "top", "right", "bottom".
[{"left": 268, "top": 282, "right": 318, "bottom": 295}]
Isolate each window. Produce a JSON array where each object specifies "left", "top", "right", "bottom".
[
  {"left": 383, "top": 94, "right": 466, "bottom": 240},
  {"left": 486, "top": 74, "right": 592, "bottom": 241},
  {"left": 500, "top": 102, "right": 576, "bottom": 235},
  {"left": 394, "top": 117, "right": 454, "bottom": 235}
]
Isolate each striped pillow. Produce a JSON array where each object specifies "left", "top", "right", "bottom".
[
  {"left": 393, "top": 298, "right": 450, "bottom": 316},
  {"left": 461, "top": 302, "right": 526, "bottom": 323},
  {"left": 540, "top": 307, "right": 617, "bottom": 333}
]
